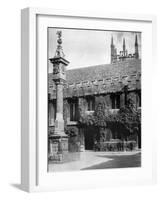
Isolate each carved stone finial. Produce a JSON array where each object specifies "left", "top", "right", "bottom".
[{"left": 54, "top": 30, "right": 65, "bottom": 58}]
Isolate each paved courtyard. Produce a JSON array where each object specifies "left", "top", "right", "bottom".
[{"left": 48, "top": 151, "right": 141, "bottom": 172}]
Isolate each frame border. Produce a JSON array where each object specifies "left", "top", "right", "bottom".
[{"left": 21, "top": 7, "right": 157, "bottom": 192}]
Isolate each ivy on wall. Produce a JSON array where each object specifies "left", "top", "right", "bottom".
[{"left": 79, "top": 98, "right": 141, "bottom": 137}]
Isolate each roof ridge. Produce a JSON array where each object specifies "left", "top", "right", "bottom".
[
  {"left": 48, "top": 59, "right": 141, "bottom": 75},
  {"left": 67, "top": 63, "right": 107, "bottom": 71},
  {"left": 66, "top": 58, "right": 141, "bottom": 72}
]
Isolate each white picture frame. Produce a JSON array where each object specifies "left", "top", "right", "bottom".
[{"left": 21, "top": 7, "right": 157, "bottom": 192}]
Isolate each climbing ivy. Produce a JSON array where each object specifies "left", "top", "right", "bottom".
[{"left": 79, "top": 98, "right": 141, "bottom": 137}]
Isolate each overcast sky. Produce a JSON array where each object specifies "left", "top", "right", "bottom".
[{"left": 48, "top": 28, "right": 141, "bottom": 73}]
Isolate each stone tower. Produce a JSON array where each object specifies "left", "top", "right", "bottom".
[
  {"left": 135, "top": 35, "right": 139, "bottom": 59},
  {"left": 49, "top": 31, "right": 69, "bottom": 162},
  {"left": 123, "top": 38, "right": 126, "bottom": 56},
  {"left": 110, "top": 36, "right": 118, "bottom": 63},
  {"left": 110, "top": 36, "right": 114, "bottom": 63}
]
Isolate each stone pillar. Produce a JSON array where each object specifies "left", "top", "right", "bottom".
[
  {"left": 54, "top": 81, "right": 65, "bottom": 135},
  {"left": 49, "top": 31, "right": 69, "bottom": 162},
  {"left": 56, "top": 83, "right": 63, "bottom": 114}
]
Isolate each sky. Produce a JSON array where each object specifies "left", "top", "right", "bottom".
[{"left": 48, "top": 28, "right": 141, "bottom": 73}]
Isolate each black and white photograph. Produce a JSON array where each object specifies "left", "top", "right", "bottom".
[{"left": 48, "top": 28, "right": 141, "bottom": 172}]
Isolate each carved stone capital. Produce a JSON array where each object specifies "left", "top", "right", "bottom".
[{"left": 54, "top": 79, "right": 65, "bottom": 85}]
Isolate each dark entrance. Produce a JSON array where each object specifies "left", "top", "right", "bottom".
[
  {"left": 138, "top": 128, "right": 141, "bottom": 149},
  {"left": 84, "top": 127, "right": 98, "bottom": 150}
]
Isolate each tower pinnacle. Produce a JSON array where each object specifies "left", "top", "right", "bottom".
[
  {"left": 135, "top": 34, "right": 138, "bottom": 46},
  {"left": 135, "top": 35, "right": 139, "bottom": 59},
  {"left": 123, "top": 38, "right": 126, "bottom": 52},
  {"left": 111, "top": 36, "right": 116, "bottom": 63},
  {"left": 111, "top": 36, "right": 114, "bottom": 46}
]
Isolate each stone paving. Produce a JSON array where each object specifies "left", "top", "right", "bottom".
[
  {"left": 48, "top": 150, "right": 141, "bottom": 172},
  {"left": 83, "top": 152, "right": 141, "bottom": 170}
]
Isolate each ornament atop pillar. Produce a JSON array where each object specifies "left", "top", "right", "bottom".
[
  {"left": 54, "top": 31, "right": 65, "bottom": 58},
  {"left": 50, "top": 31, "right": 69, "bottom": 82}
]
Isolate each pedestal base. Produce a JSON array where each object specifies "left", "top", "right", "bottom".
[
  {"left": 80, "top": 145, "right": 85, "bottom": 152},
  {"left": 49, "top": 135, "right": 68, "bottom": 163}
]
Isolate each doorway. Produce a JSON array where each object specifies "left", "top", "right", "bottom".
[{"left": 84, "top": 127, "right": 98, "bottom": 150}]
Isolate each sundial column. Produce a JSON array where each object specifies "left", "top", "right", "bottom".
[{"left": 49, "top": 31, "right": 70, "bottom": 162}]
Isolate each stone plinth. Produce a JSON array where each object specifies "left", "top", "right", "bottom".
[{"left": 49, "top": 135, "right": 68, "bottom": 163}]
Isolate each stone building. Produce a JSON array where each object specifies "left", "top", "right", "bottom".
[{"left": 48, "top": 33, "right": 141, "bottom": 154}]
